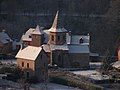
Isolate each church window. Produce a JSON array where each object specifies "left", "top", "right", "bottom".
[
  {"left": 58, "top": 55, "right": 61, "bottom": 61},
  {"left": 51, "top": 35, "right": 54, "bottom": 41},
  {"left": 79, "top": 38, "right": 84, "bottom": 43},
  {"left": 58, "top": 36, "right": 60, "bottom": 41},
  {"left": 26, "top": 72, "right": 29, "bottom": 78}
]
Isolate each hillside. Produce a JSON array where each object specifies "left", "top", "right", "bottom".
[{"left": 0, "top": 0, "right": 119, "bottom": 55}]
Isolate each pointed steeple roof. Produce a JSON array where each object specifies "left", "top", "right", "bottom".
[
  {"left": 32, "top": 25, "right": 43, "bottom": 35},
  {"left": 50, "top": 11, "right": 67, "bottom": 33}
]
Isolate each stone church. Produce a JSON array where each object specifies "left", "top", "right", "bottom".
[{"left": 18, "top": 11, "right": 90, "bottom": 69}]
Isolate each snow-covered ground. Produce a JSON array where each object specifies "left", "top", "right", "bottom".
[
  {"left": 0, "top": 79, "right": 81, "bottom": 90},
  {"left": 32, "top": 83, "right": 82, "bottom": 90},
  {"left": 89, "top": 62, "right": 102, "bottom": 69},
  {"left": 72, "top": 70, "right": 109, "bottom": 80},
  {"left": 0, "top": 59, "right": 16, "bottom": 64}
]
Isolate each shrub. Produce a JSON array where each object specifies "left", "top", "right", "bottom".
[{"left": 26, "top": 76, "right": 39, "bottom": 84}]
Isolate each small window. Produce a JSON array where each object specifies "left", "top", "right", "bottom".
[
  {"left": 26, "top": 72, "right": 29, "bottom": 78},
  {"left": 22, "top": 62, "right": 24, "bottom": 67},
  {"left": 27, "top": 63, "right": 29, "bottom": 68},
  {"left": 29, "top": 35, "right": 32, "bottom": 38},
  {"left": 79, "top": 38, "right": 84, "bottom": 43},
  {"left": 51, "top": 35, "right": 54, "bottom": 41},
  {"left": 58, "top": 36, "right": 60, "bottom": 41}
]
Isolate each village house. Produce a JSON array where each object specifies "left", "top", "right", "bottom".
[
  {"left": 16, "top": 27, "right": 49, "bottom": 81},
  {"left": 0, "top": 30, "right": 13, "bottom": 54},
  {"left": 18, "top": 11, "right": 90, "bottom": 69}
]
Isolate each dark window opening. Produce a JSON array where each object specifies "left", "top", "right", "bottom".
[
  {"left": 58, "top": 36, "right": 60, "bottom": 41},
  {"left": 22, "top": 62, "right": 24, "bottom": 67},
  {"left": 51, "top": 35, "right": 54, "bottom": 41},
  {"left": 29, "top": 35, "right": 32, "bottom": 38},
  {"left": 79, "top": 38, "right": 84, "bottom": 43},
  {"left": 27, "top": 63, "right": 29, "bottom": 68},
  {"left": 58, "top": 55, "right": 61, "bottom": 61},
  {"left": 26, "top": 72, "right": 29, "bottom": 78}
]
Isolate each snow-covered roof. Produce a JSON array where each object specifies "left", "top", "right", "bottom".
[
  {"left": 0, "top": 31, "right": 13, "bottom": 44},
  {"left": 112, "top": 61, "right": 120, "bottom": 69},
  {"left": 32, "top": 25, "right": 44, "bottom": 35},
  {"left": 22, "top": 26, "right": 44, "bottom": 41},
  {"left": 16, "top": 46, "right": 42, "bottom": 60},
  {"left": 50, "top": 44, "right": 69, "bottom": 51},
  {"left": 72, "top": 70, "right": 110, "bottom": 80},
  {"left": 68, "top": 45, "right": 89, "bottom": 53},
  {"left": 90, "top": 52, "right": 99, "bottom": 56},
  {"left": 49, "top": 28, "right": 67, "bottom": 33},
  {"left": 22, "top": 28, "right": 34, "bottom": 41},
  {"left": 71, "top": 35, "right": 89, "bottom": 45},
  {"left": 42, "top": 44, "right": 50, "bottom": 52},
  {"left": 49, "top": 11, "right": 67, "bottom": 33}
]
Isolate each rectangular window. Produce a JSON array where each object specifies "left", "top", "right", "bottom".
[
  {"left": 22, "top": 62, "right": 24, "bottom": 67},
  {"left": 51, "top": 35, "right": 54, "bottom": 41},
  {"left": 27, "top": 63, "right": 29, "bottom": 68},
  {"left": 26, "top": 72, "right": 29, "bottom": 78},
  {"left": 58, "top": 36, "right": 60, "bottom": 41}
]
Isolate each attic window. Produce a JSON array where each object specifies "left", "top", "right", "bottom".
[
  {"left": 29, "top": 35, "right": 32, "bottom": 38},
  {"left": 79, "top": 38, "right": 84, "bottom": 44}
]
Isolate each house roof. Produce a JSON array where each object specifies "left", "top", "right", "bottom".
[
  {"left": 42, "top": 44, "right": 51, "bottom": 52},
  {"left": 112, "top": 61, "right": 120, "bottom": 69},
  {"left": 68, "top": 45, "right": 89, "bottom": 53},
  {"left": 50, "top": 44, "right": 69, "bottom": 51},
  {"left": 22, "top": 26, "right": 44, "bottom": 41},
  {"left": 22, "top": 28, "right": 34, "bottom": 41},
  {"left": 32, "top": 25, "right": 44, "bottom": 35},
  {"left": 49, "top": 11, "right": 67, "bottom": 33},
  {"left": 71, "top": 35, "right": 89, "bottom": 45},
  {"left": 0, "top": 31, "right": 13, "bottom": 44},
  {"left": 16, "top": 46, "right": 42, "bottom": 60}
]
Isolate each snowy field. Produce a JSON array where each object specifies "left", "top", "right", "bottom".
[
  {"left": 0, "top": 79, "right": 82, "bottom": 90},
  {"left": 0, "top": 59, "right": 16, "bottom": 64},
  {"left": 72, "top": 70, "right": 109, "bottom": 80},
  {"left": 32, "top": 83, "right": 82, "bottom": 90}
]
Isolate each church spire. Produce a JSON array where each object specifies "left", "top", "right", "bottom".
[
  {"left": 50, "top": 11, "right": 67, "bottom": 32},
  {"left": 51, "top": 10, "right": 59, "bottom": 29},
  {"left": 32, "top": 25, "right": 43, "bottom": 35}
]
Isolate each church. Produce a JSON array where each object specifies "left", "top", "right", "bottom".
[{"left": 16, "top": 11, "right": 90, "bottom": 69}]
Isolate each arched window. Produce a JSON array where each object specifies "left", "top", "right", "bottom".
[
  {"left": 79, "top": 38, "right": 84, "bottom": 43},
  {"left": 58, "top": 55, "right": 61, "bottom": 61}
]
